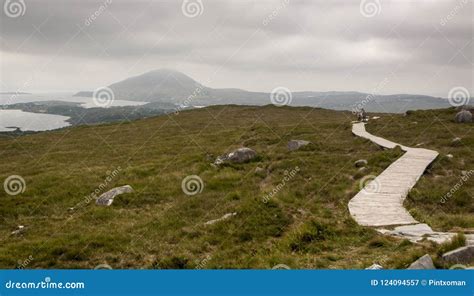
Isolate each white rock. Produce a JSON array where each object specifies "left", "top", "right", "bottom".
[
  {"left": 365, "top": 263, "right": 383, "bottom": 270},
  {"left": 96, "top": 185, "right": 134, "bottom": 206},
  {"left": 287, "top": 140, "right": 311, "bottom": 151},
  {"left": 204, "top": 212, "right": 237, "bottom": 225}
]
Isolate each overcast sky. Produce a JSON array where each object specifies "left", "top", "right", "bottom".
[{"left": 0, "top": 0, "right": 472, "bottom": 97}]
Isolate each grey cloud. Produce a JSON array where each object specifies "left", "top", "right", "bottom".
[{"left": 0, "top": 0, "right": 472, "bottom": 97}]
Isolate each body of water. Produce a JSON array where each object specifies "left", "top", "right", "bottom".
[
  {"left": 0, "top": 93, "right": 148, "bottom": 132},
  {"left": 0, "top": 93, "right": 148, "bottom": 108},
  {"left": 0, "top": 110, "right": 70, "bottom": 132}
]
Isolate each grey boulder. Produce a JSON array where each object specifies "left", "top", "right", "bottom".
[
  {"left": 442, "top": 246, "right": 474, "bottom": 265},
  {"left": 455, "top": 110, "right": 472, "bottom": 123},
  {"left": 96, "top": 185, "right": 134, "bottom": 206},
  {"left": 287, "top": 140, "right": 311, "bottom": 151},
  {"left": 214, "top": 147, "right": 257, "bottom": 165},
  {"left": 407, "top": 254, "right": 435, "bottom": 269}
]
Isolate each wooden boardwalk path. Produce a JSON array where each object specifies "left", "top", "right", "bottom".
[
  {"left": 349, "top": 122, "right": 438, "bottom": 227},
  {"left": 349, "top": 122, "right": 473, "bottom": 245}
]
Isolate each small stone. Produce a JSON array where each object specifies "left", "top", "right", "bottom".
[
  {"left": 96, "top": 185, "right": 134, "bottom": 206},
  {"left": 446, "top": 154, "right": 454, "bottom": 159},
  {"left": 365, "top": 263, "right": 383, "bottom": 270},
  {"left": 442, "top": 246, "right": 474, "bottom": 265},
  {"left": 255, "top": 167, "right": 265, "bottom": 174},
  {"left": 354, "top": 159, "right": 368, "bottom": 167},
  {"left": 461, "top": 170, "right": 468, "bottom": 176},
  {"left": 204, "top": 212, "right": 237, "bottom": 225},
  {"left": 11, "top": 225, "right": 26, "bottom": 235},
  {"left": 407, "top": 254, "right": 435, "bottom": 269},
  {"left": 451, "top": 137, "right": 462, "bottom": 146},
  {"left": 287, "top": 140, "right": 311, "bottom": 151}
]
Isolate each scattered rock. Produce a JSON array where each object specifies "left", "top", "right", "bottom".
[
  {"left": 442, "top": 246, "right": 474, "bottom": 265},
  {"left": 358, "top": 167, "right": 367, "bottom": 173},
  {"left": 461, "top": 170, "right": 468, "bottom": 177},
  {"left": 255, "top": 167, "right": 265, "bottom": 174},
  {"left": 354, "top": 159, "right": 368, "bottom": 167},
  {"left": 96, "top": 185, "right": 134, "bottom": 206},
  {"left": 446, "top": 154, "right": 454, "bottom": 159},
  {"left": 407, "top": 254, "right": 435, "bottom": 270},
  {"left": 11, "top": 225, "right": 25, "bottom": 235},
  {"left": 377, "top": 223, "right": 455, "bottom": 244},
  {"left": 455, "top": 110, "right": 472, "bottom": 123},
  {"left": 204, "top": 212, "right": 237, "bottom": 225},
  {"left": 372, "top": 116, "right": 380, "bottom": 120},
  {"left": 214, "top": 147, "right": 257, "bottom": 165},
  {"left": 365, "top": 263, "right": 383, "bottom": 270},
  {"left": 415, "top": 143, "right": 425, "bottom": 147},
  {"left": 287, "top": 140, "right": 310, "bottom": 151},
  {"left": 451, "top": 137, "right": 462, "bottom": 146}
]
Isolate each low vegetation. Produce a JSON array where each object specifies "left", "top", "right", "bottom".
[{"left": 0, "top": 105, "right": 470, "bottom": 269}]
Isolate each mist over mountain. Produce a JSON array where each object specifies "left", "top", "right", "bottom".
[{"left": 74, "top": 69, "right": 451, "bottom": 113}]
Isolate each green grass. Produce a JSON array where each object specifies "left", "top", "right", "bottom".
[{"left": 0, "top": 105, "right": 469, "bottom": 269}]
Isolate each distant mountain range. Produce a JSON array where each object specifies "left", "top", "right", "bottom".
[{"left": 74, "top": 69, "right": 451, "bottom": 113}]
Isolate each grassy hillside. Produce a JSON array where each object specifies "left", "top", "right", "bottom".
[
  {"left": 0, "top": 106, "right": 469, "bottom": 269},
  {"left": 367, "top": 108, "right": 474, "bottom": 231}
]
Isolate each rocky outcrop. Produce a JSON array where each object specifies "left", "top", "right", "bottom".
[
  {"left": 96, "top": 185, "right": 134, "bottom": 206},
  {"left": 377, "top": 224, "right": 456, "bottom": 244},
  {"left": 287, "top": 140, "right": 310, "bottom": 151},
  {"left": 214, "top": 148, "right": 257, "bottom": 165},
  {"left": 407, "top": 254, "right": 435, "bottom": 269}
]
